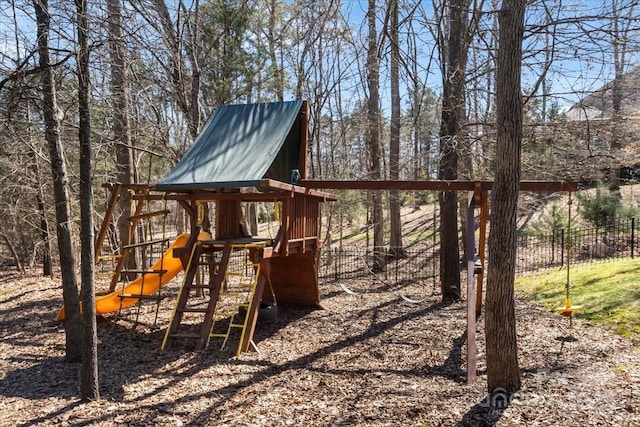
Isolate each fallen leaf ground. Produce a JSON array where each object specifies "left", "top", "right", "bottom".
[{"left": 0, "top": 267, "right": 638, "bottom": 426}]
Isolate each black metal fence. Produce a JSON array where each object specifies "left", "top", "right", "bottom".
[
  {"left": 319, "top": 218, "right": 638, "bottom": 288},
  {"left": 318, "top": 245, "right": 441, "bottom": 299},
  {"left": 319, "top": 246, "right": 439, "bottom": 282},
  {"left": 516, "top": 217, "right": 637, "bottom": 274}
]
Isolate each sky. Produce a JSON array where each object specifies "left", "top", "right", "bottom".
[{"left": 2, "top": 0, "right": 637, "bottom": 112}]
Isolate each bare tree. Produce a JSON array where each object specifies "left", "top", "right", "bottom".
[
  {"left": 366, "top": 0, "right": 385, "bottom": 271},
  {"left": 485, "top": 0, "right": 525, "bottom": 393},
  {"left": 266, "top": 0, "right": 285, "bottom": 101},
  {"left": 28, "top": 146, "right": 52, "bottom": 276},
  {"left": 33, "top": 0, "right": 82, "bottom": 363},
  {"left": 131, "top": 0, "right": 202, "bottom": 140},
  {"left": 107, "top": 0, "right": 135, "bottom": 274},
  {"left": 607, "top": 0, "right": 636, "bottom": 191},
  {"left": 76, "top": 0, "right": 99, "bottom": 400},
  {"left": 388, "top": 0, "right": 403, "bottom": 255},
  {"left": 436, "top": 0, "right": 472, "bottom": 302},
  {"left": 405, "top": 6, "right": 440, "bottom": 182}
]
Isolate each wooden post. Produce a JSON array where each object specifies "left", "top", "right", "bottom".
[
  {"left": 240, "top": 251, "right": 272, "bottom": 353},
  {"left": 215, "top": 199, "right": 241, "bottom": 239},
  {"left": 466, "top": 190, "right": 477, "bottom": 384},
  {"left": 476, "top": 189, "right": 488, "bottom": 317},
  {"left": 94, "top": 183, "right": 121, "bottom": 263}
]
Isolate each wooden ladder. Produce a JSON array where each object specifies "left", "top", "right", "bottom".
[
  {"left": 208, "top": 241, "right": 266, "bottom": 356},
  {"left": 162, "top": 241, "right": 233, "bottom": 351},
  {"left": 161, "top": 240, "right": 268, "bottom": 355}
]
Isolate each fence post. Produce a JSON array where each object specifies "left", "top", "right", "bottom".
[
  {"left": 561, "top": 228, "right": 565, "bottom": 267},
  {"left": 552, "top": 228, "right": 556, "bottom": 264},
  {"left": 632, "top": 218, "right": 635, "bottom": 259}
]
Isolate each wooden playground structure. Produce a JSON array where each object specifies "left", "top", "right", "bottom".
[
  {"left": 60, "top": 101, "right": 336, "bottom": 357},
  {"left": 67, "top": 99, "right": 579, "bottom": 383},
  {"left": 89, "top": 180, "right": 335, "bottom": 355}
]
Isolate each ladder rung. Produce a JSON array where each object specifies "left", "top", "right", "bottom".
[
  {"left": 118, "top": 293, "right": 164, "bottom": 300},
  {"left": 209, "top": 333, "right": 229, "bottom": 338},
  {"left": 229, "top": 323, "right": 245, "bottom": 328},
  {"left": 122, "top": 238, "right": 170, "bottom": 250},
  {"left": 128, "top": 209, "right": 171, "bottom": 221}
]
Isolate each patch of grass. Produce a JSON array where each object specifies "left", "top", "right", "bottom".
[{"left": 516, "top": 258, "right": 640, "bottom": 339}]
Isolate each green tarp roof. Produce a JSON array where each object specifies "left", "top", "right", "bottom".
[{"left": 156, "top": 100, "right": 304, "bottom": 191}]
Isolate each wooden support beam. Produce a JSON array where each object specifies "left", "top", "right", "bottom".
[
  {"left": 259, "top": 179, "right": 338, "bottom": 200},
  {"left": 299, "top": 180, "right": 578, "bottom": 193},
  {"left": 239, "top": 253, "right": 272, "bottom": 354},
  {"left": 94, "top": 183, "right": 121, "bottom": 263},
  {"left": 476, "top": 190, "right": 488, "bottom": 318},
  {"left": 465, "top": 192, "right": 477, "bottom": 384},
  {"left": 137, "top": 192, "right": 292, "bottom": 202}
]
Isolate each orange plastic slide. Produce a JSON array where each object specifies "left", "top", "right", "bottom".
[{"left": 56, "top": 231, "right": 209, "bottom": 320}]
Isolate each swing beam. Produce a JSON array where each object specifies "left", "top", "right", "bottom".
[{"left": 300, "top": 179, "right": 579, "bottom": 384}]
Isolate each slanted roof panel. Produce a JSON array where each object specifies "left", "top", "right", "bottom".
[{"left": 156, "top": 100, "right": 303, "bottom": 190}]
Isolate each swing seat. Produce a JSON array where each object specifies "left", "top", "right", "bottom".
[{"left": 555, "top": 298, "right": 583, "bottom": 317}]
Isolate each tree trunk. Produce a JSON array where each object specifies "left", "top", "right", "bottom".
[
  {"left": 366, "top": 0, "right": 385, "bottom": 271},
  {"left": 485, "top": 0, "right": 525, "bottom": 393},
  {"left": 29, "top": 148, "right": 52, "bottom": 276},
  {"left": 608, "top": 0, "right": 627, "bottom": 192},
  {"left": 249, "top": 203, "right": 258, "bottom": 236},
  {"left": 438, "top": 0, "right": 471, "bottom": 302},
  {"left": 26, "top": 105, "right": 52, "bottom": 276},
  {"left": 388, "top": 0, "right": 403, "bottom": 255},
  {"left": 268, "top": 0, "right": 284, "bottom": 101},
  {"left": 1, "top": 232, "right": 24, "bottom": 272},
  {"left": 184, "top": 0, "right": 201, "bottom": 133},
  {"left": 108, "top": 0, "right": 136, "bottom": 277},
  {"left": 33, "top": 0, "right": 82, "bottom": 363},
  {"left": 76, "top": 0, "right": 100, "bottom": 400}
]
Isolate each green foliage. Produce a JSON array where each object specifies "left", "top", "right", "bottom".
[
  {"left": 200, "top": 0, "right": 256, "bottom": 105},
  {"left": 516, "top": 258, "right": 640, "bottom": 339},
  {"left": 577, "top": 187, "right": 623, "bottom": 228},
  {"left": 617, "top": 197, "right": 640, "bottom": 220}
]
